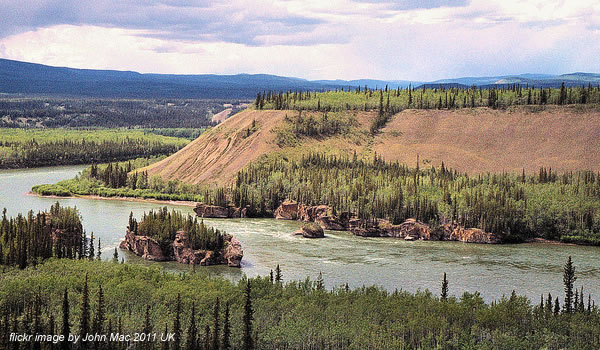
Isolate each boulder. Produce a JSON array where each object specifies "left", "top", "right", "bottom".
[
  {"left": 274, "top": 199, "right": 299, "bottom": 220},
  {"left": 294, "top": 223, "right": 325, "bottom": 238},
  {"left": 119, "top": 230, "right": 168, "bottom": 261},
  {"left": 447, "top": 227, "right": 501, "bottom": 244},
  {"left": 297, "top": 204, "right": 330, "bottom": 222},
  {"left": 315, "top": 215, "right": 346, "bottom": 230},
  {"left": 224, "top": 236, "right": 244, "bottom": 267},
  {"left": 194, "top": 203, "right": 247, "bottom": 218}
]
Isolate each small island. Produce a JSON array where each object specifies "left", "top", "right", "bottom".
[{"left": 120, "top": 207, "right": 243, "bottom": 267}]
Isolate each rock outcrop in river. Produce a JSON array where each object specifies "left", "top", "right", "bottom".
[
  {"left": 274, "top": 199, "right": 501, "bottom": 244},
  {"left": 194, "top": 203, "right": 247, "bottom": 218},
  {"left": 120, "top": 230, "right": 244, "bottom": 267}
]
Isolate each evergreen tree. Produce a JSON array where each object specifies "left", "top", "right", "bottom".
[
  {"left": 441, "top": 273, "right": 448, "bottom": 301},
  {"left": 96, "top": 239, "right": 102, "bottom": 261},
  {"left": 92, "top": 284, "right": 105, "bottom": 350},
  {"left": 545, "top": 293, "right": 553, "bottom": 315},
  {"left": 185, "top": 302, "right": 197, "bottom": 350},
  {"left": 173, "top": 294, "right": 182, "bottom": 350},
  {"left": 162, "top": 323, "right": 170, "bottom": 350},
  {"left": 316, "top": 272, "right": 324, "bottom": 291},
  {"left": 80, "top": 274, "right": 90, "bottom": 347},
  {"left": 211, "top": 298, "right": 220, "bottom": 350},
  {"left": 143, "top": 305, "right": 152, "bottom": 350},
  {"left": 222, "top": 302, "right": 231, "bottom": 350},
  {"left": 563, "top": 256, "right": 577, "bottom": 313},
  {"left": 242, "top": 280, "right": 254, "bottom": 350},
  {"left": 275, "top": 264, "right": 282, "bottom": 284},
  {"left": 554, "top": 297, "right": 560, "bottom": 315},
  {"left": 88, "top": 233, "right": 95, "bottom": 261},
  {"left": 61, "top": 288, "right": 70, "bottom": 350},
  {"left": 112, "top": 248, "right": 119, "bottom": 263}
]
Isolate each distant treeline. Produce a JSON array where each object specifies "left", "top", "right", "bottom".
[
  {"left": 0, "top": 256, "right": 598, "bottom": 349},
  {"left": 0, "top": 98, "right": 228, "bottom": 128},
  {"left": 254, "top": 82, "right": 600, "bottom": 112},
  {"left": 0, "top": 129, "right": 188, "bottom": 168}
]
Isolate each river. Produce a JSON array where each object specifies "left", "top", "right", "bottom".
[{"left": 1, "top": 165, "right": 599, "bottom": 302}]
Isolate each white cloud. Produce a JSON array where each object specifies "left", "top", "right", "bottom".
[{"left": 0, "top": 0, "right": 599, "bottom": 80}]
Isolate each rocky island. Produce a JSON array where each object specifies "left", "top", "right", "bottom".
[{"left": 120, "top": 207, "right": 243, "bottom": 267}]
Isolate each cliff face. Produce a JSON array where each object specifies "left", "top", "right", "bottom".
[
  {"left": 194, "top": 203, "right": 247, "bottom": 218},
  {"left": 120, "top": 230, "right": 244, "bottom": 267},
  {"left": 274, "top": 200, "right": 501, "bottom": 244}
]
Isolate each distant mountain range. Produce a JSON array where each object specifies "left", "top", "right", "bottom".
[{"left": 1, "top": 58, "right": 599, "bottom": 99}]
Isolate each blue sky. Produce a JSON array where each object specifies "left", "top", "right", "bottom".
[{"left": 0, "top": 0, "right": 598, "bottom": 81}]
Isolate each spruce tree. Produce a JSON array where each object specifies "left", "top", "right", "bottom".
[
  {"left": 211, "top": 298, "right": 220, "bottom": 350},
  {"left": 563, "top": 256, "right": 577, "bottom": 313},
  {"left": 242, "top": 281, "right": 254, "bottom": 350},
  {"left": 61, "top": 288, "right": 70, "bottom": 350},
  {"left": 316, "top": 272, "right": 324, "bottom": 291},
  {"left": 545, "top": 293, "right": 553, "bottom": 315},
  {"left": 222, "top": 302, "right": 231, "bottom": 350},
  {"left": 441, "top": 273, "right": 448, "bottom": 301},
  {"left": 112, "top": 248, "right": 118, "bottom": 263},
  {"left": 92, "top": 284, "right": 105, "bottom": 350},
  {"left": 143, "top": 305, "right": 152, "bottom": 350},
  {"left": 173, "top": 294, "right": 182, "bottom": 350},
  {"left": 554, "top": 297, "right": 560, "bottom": 315},
  {"left": 162, "top": 323, "right": 170, "bottom": 350},
  {"left": 275, "top": 265, "right": 282, "bottom": 283},
  {"left": 185, "top": 303, "right": 197, "bottom": 350},
  {"left": 88, "top": 233, "right": 95, "bottom": 261},
  {"left": 96, "top": 239, "right": 102, "bottom": 261},
  {"left": 80, "top": 274, "right": 90, "bottom": 347}
]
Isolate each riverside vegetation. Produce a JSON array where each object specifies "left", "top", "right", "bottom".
[
  {"left": 34, "top": 153, "right": 600, "bottom": 245},
  {"left": 0, "top": 129, "right": 189, "bottom": 169},
  {"left": 0, "top": 225, "right": 599, "bottom": 349}
]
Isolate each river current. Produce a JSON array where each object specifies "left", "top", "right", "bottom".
[{"left": 1, "top": 165, "right": 599, "bottom": 302}]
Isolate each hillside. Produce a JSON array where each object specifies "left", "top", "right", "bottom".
[{"left": 145, "top": 105, "right": 600, "bottom": 184}]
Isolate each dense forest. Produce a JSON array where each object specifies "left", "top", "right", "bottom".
[
  {"left": 0, "top": 129, "right": 188, "bottom": 168},
  {"left": 0, "top": 98, "right": 232, "bottom": 128},
  {"left": 128, "top": 207, "right": 226, "bottom": 255},
  {"left": 254, "top": 83, "right": 600, "bottom": 112},
  {"left": 34, "top": 154, "right": 600, "bottom": 245},
  {"left": 0, "top": 203, "right": 91, "bottom": 268},
  {"left": 0, "top": 256, "right": 598, "bottom": 349}
]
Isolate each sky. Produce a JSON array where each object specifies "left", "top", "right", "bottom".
[{"left": 0, "top": 0, "right": 599, "bottom": 81}]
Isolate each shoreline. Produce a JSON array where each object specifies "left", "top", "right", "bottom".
[
  {"left": 27, "top": 191, "right": 198, "bottom": 208},
  {"left": 29, "top": 192, "right": 579, "bottom": 247}
]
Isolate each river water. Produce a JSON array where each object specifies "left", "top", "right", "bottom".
[{"left": 1, "top": 165, "right": 599, "bottom": 302}]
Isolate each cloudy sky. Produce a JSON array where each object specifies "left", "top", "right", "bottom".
[{"left": 0, "top": 0, "right": 599, "bottom": 81}]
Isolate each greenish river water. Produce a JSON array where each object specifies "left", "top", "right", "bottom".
[{"left": 1, "top": 165, "right": 599, "bottom": 302}]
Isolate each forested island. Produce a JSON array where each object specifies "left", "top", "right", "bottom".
[{"left": 120, "top": 208, "right": 243, "bottom": 267}]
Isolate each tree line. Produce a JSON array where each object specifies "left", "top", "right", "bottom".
[
  {"left": 0, "top": 256, "right": 599, "bottom": 349},
  {"left": 254, "top": 82, "right": 600, "bottom": 112},
  {"left": 0, "top": 129, "right": 187, "bottom": 169}
]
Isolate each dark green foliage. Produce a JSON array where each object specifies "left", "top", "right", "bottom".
[
  {"left": 211, "top": 298, "right": 220, "bottom": 350},
  {"left": 563, "top": 256, "right": 577, "bottom": 314},
  {"left": 242, "top": 281, "right": 254, "bottom": 350},
  {"left": 231, "top": 154, "right": 600, "bottom": 243},
  {"left": 0, "top": 203, "right": 85, "bottom": 268},
  {"left": 0, "top": 128, "right": 188, "bottom": 169},
  {"left": 222, "top": 302, "right": 231, "bottom": 350},
  {"left": 61, "top": 288, "right": 70, "bottom": 350},
  {"left": 93, "top": 284, "right": 105, "bottom": 349},
  {"left": 274, "top": 265, "right": 282, "bottom": 284},
  {"left": 257, "top": 84, "right": 600, "bottom": 112},
  {"left": 441, "top": 272, "right": 448, "bottom": 301},
  {"left": 185, "top": 303, "right": 197, "bottom": 350},
  {"left": 80, "top": 274, "right": 90, "bottom": 344},
  {"left": 130, "top": 207, "right": 225, "bottom": 256},
  {"left": 173, "top": 294, "right": 182, "bottom": 350},
  {"left": 1, "top": 259, "right": 600, "bottom": 349}
]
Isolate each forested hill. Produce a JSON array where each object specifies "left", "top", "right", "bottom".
[
  {"left": 2, "top": 58, "right": 600, "bottom": 98},
  {"left": 0, "top": 58, "right": 349, "bottom": 99}
]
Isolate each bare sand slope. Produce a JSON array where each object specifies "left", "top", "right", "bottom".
[
  {"left": 144, "top": 109, "right": 287, "bottom": 184},
  {"left": 374, "top": 106, "right": 600, "bottom": 174}
]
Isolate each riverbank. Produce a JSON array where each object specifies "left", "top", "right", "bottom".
[{"left": 27, "top": 191, "right": 198, "bottom": 208}]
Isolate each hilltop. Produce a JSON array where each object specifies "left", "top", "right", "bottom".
[{"left": 145, "top": 103, "right": 600, "bottom": 184}]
